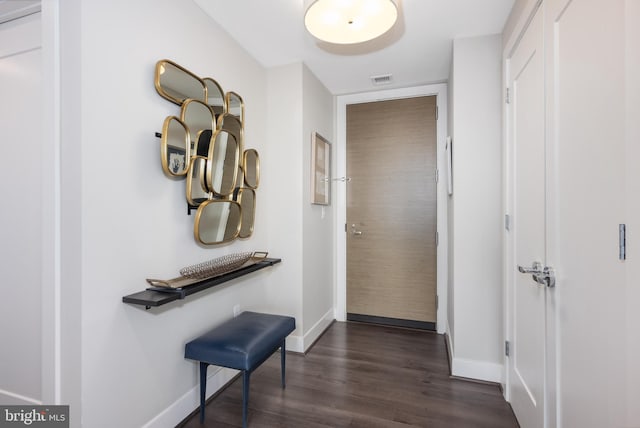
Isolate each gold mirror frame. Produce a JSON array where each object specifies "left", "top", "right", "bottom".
[
  {"left": 243, "top": 149, "right": 260, "bottom": 189},
  {"left": 203, "top": 77, "right": 226, "bottom": 117},
  {"left": 186, "top": 156, "right": 210, "bottom": 207},
  {"left": 155, "top": 60, "right": 206, "bottom": 106},
  {"left": 217, "top": 113, "right": 244, "bottom": 155},
  {"left": 194, "top": 199, "right": 242, "bottom": 245},
  {"left": 193, "top": 129, "right": 213, "bottom": 193},
  {"left": 225, "top": 91, "right": 245, "bottom": 128},
  {"left": 155, "top": 60, "right": 261, "bottom": 246},
  {"left": 180, "top": 99, "right": 215, "bottom": 149},
  {"left": 206, "top": 129, "right": 239, "bottom": 197},
  {"left": 235, "top": 188, "right": 256, "bottom": 239},
  {"left": 160, "top": 116, "right": 190, "bottom": 178}
]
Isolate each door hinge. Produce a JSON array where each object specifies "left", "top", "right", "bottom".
[
  {"left": 619, "top": 224, "right": 626, "bottom": 260},
  {"left": 436, "top": 106, "right": 439, "bottom": 120},
  {"left": 345, "top": 223, "right": 347, "bottom": 233},
  {"left": 436, "top": 295, "right": 439, "bottom": 310},
  {"left": 505, "top": 214, "right": 511, "bottom": 231},
  {"left": 505, "top": 340, "right": 511, "bottom": 357},
  {"left": 435, "top": 168, "right": 439, "bottom": 184},
  {"left": 436, "top": 231, "right": 439, "bottom": 246},
  {"left": 505, "top": 88, "right": 510, "bottom": 104}
]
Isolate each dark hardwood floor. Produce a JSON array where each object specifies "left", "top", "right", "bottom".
[{"left": 180, "top": 321, "right": 519, "bottom": 427}]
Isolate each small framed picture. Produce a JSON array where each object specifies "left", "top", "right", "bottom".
[{"left": 311, "top": 132, "right": 331, "bottom": 205}]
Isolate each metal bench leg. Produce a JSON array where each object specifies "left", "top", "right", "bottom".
[
  {"left": 242, "top": 370, "right": 250, "bottom": 428},
  {"left": 199, "top": 362, "right": 208, "bottom": 424},
  {"left": 281, "top": 339, "right": 286, "bottom": 388}
]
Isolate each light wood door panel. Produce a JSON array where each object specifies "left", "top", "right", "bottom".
[{"left": 346, "top": 96, "right": 437, "bottom": 323}]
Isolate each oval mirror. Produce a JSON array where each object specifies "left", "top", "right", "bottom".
[
  {"left": 194, "top": 129, "right": 213, "bottom": 193},
  {"left": 160, "top": 116, "right": 190, "bottom": 177},
  {"left": 186, "top": 156, "right": 210, "bottom": 207},
  {"left": 235, "top": 188, "right": 256, "bottom": 239},
  {"left": 180, "top": 99, "right": 215, "bottom": 149},
  {"left": 206, "top": 130, "right": 239, "bottom": 197},
  {"left": 243, "top": 149, "right": 260, "bottom": 189},
  {"left": 225, "top": 91, "right": 244, "bottom": 126},
  {"left": 194, "top": 200, "right": 241, "bottom": 245},
  {"left": 203, "top": 77, "right": 226, "bottom": 117},
  {"left": 236, "top": 165, "right": 244, "bottom": 191},
  {"left": 217, "top": 113, "right": 243, "bottom": 155},
  {"left": 155, "top": 60, "right": 206, "bottom": 106}
]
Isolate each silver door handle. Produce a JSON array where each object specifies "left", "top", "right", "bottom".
[
  {"left": 518, "top": 261, "right": 543, "bottom": 274},
  {"left": 517, "top": 262, "right": 556, "bottom": 288},
  {"left": 351, "top": 224, "right": 363, "bottom": 236}
]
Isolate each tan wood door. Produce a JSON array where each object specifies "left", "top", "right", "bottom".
[{"left": 346, "top": 96, "right": 437, "bottom": 326}]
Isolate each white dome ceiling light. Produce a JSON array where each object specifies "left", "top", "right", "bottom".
[{"left": 304, "top": 0, "right": 398, "bottom": 44}]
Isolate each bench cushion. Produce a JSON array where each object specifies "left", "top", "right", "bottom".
[{"left": 184, "top": 311, "right": 295, "bottom": 371}]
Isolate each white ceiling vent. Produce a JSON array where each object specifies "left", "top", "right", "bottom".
[{"left": 371, "top": 74, "right": 393, "bottom": 86}]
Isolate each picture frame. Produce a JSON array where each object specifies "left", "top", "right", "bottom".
[{"left": 311, "top": 132, "right": 331, "bottom": 205}]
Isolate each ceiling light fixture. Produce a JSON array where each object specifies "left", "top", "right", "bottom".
[{"left": 304, "top": 0, "right": 398, "bottom": 45}]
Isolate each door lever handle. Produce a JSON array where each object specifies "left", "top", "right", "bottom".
[
  {"left": 518, "top": 262, "right": 543, "bottom": 274},
  {"left": 350, "top": 224, "right": 363, "bottom": 236},
  {"left": 517, "top": 262, "right": 556, "bottom": 288}
]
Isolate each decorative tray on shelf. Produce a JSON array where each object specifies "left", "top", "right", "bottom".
[{"left": 146, "top": 251, "right": 268, "bottom": 290}]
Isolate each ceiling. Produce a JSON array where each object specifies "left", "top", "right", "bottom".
[
  {"left": 0, "top": 1, "right": 515, "bottom": 94},
  {"left": 193, "top": 0, "right": 515, "bottom": 95}
]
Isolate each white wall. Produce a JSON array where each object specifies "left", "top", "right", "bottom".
[
  {"left": 264, "top": 62, "right": 304, "bottom": 345},
  {"left": 446, "top": 57, "right": 455, "bottom": 354},
  {"left": 448, "top": 34, "right": 504, "bottom": 382},
  {"left": 42, "top": 1, "right": 335, "bottom": 427},
  {"left": 79, "top": 1, "right": 272, "bottom": 426},
  {"left": 301, "top": 64, "right": 335, "bottom": 347}
]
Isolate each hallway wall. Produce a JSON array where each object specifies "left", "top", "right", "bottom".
[
  {"left": 448, "top": 34, "right": 504, "bottom": 382},
  {"left": 49, "top": 1, "right": 335, "bottom": 426}
]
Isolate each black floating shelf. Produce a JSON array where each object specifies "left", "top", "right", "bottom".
[{"left": 122, "top": 258, "right": 281, "bottom": 309}]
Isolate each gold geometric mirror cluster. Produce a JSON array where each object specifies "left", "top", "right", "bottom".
[{"left": 154, "top": 59, "right": 259, "bottom": 246}]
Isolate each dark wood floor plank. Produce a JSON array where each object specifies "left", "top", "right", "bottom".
[{"left": 179, "top": 321, "right": 518, "bottom": 428}]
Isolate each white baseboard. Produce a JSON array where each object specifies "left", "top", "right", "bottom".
[
  {"left": 286, "top": 308, "right": 334, "bottom": 353},
  {"left": 142, "top": 366, "right": 238, "bottom": 428},
  {"left": 445, "top": 322, "right": 454, "bottom": 371},
  {"left": 444, "top": 321, "right": 503, "bottom": 383},
  {"left": 286, "top": 334, "right": 304, "bottom": 353},
  {"left": 451, "top": 357, "right": 503, "bottom": 383},
  {"left": 302, "top": 309, "right": 334, "bottom": 352}
]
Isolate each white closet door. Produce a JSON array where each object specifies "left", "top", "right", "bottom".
[
  {"left": 0, "top": 12, "right": 43, "bottom": 405},
  {"left": 545, "top": 0, "right": 627, "bottom": 426},
  {"left": 506, "top": 6, "right": 546, "bottom": 428}
]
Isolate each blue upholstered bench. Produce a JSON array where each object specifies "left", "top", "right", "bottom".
[{"left": 184, "top": 311, "right": 296, "bottom": 427}]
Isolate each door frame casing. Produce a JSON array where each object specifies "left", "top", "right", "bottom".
[{"left": 335, "top": 84, "right": 448, "bottom": 334}]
